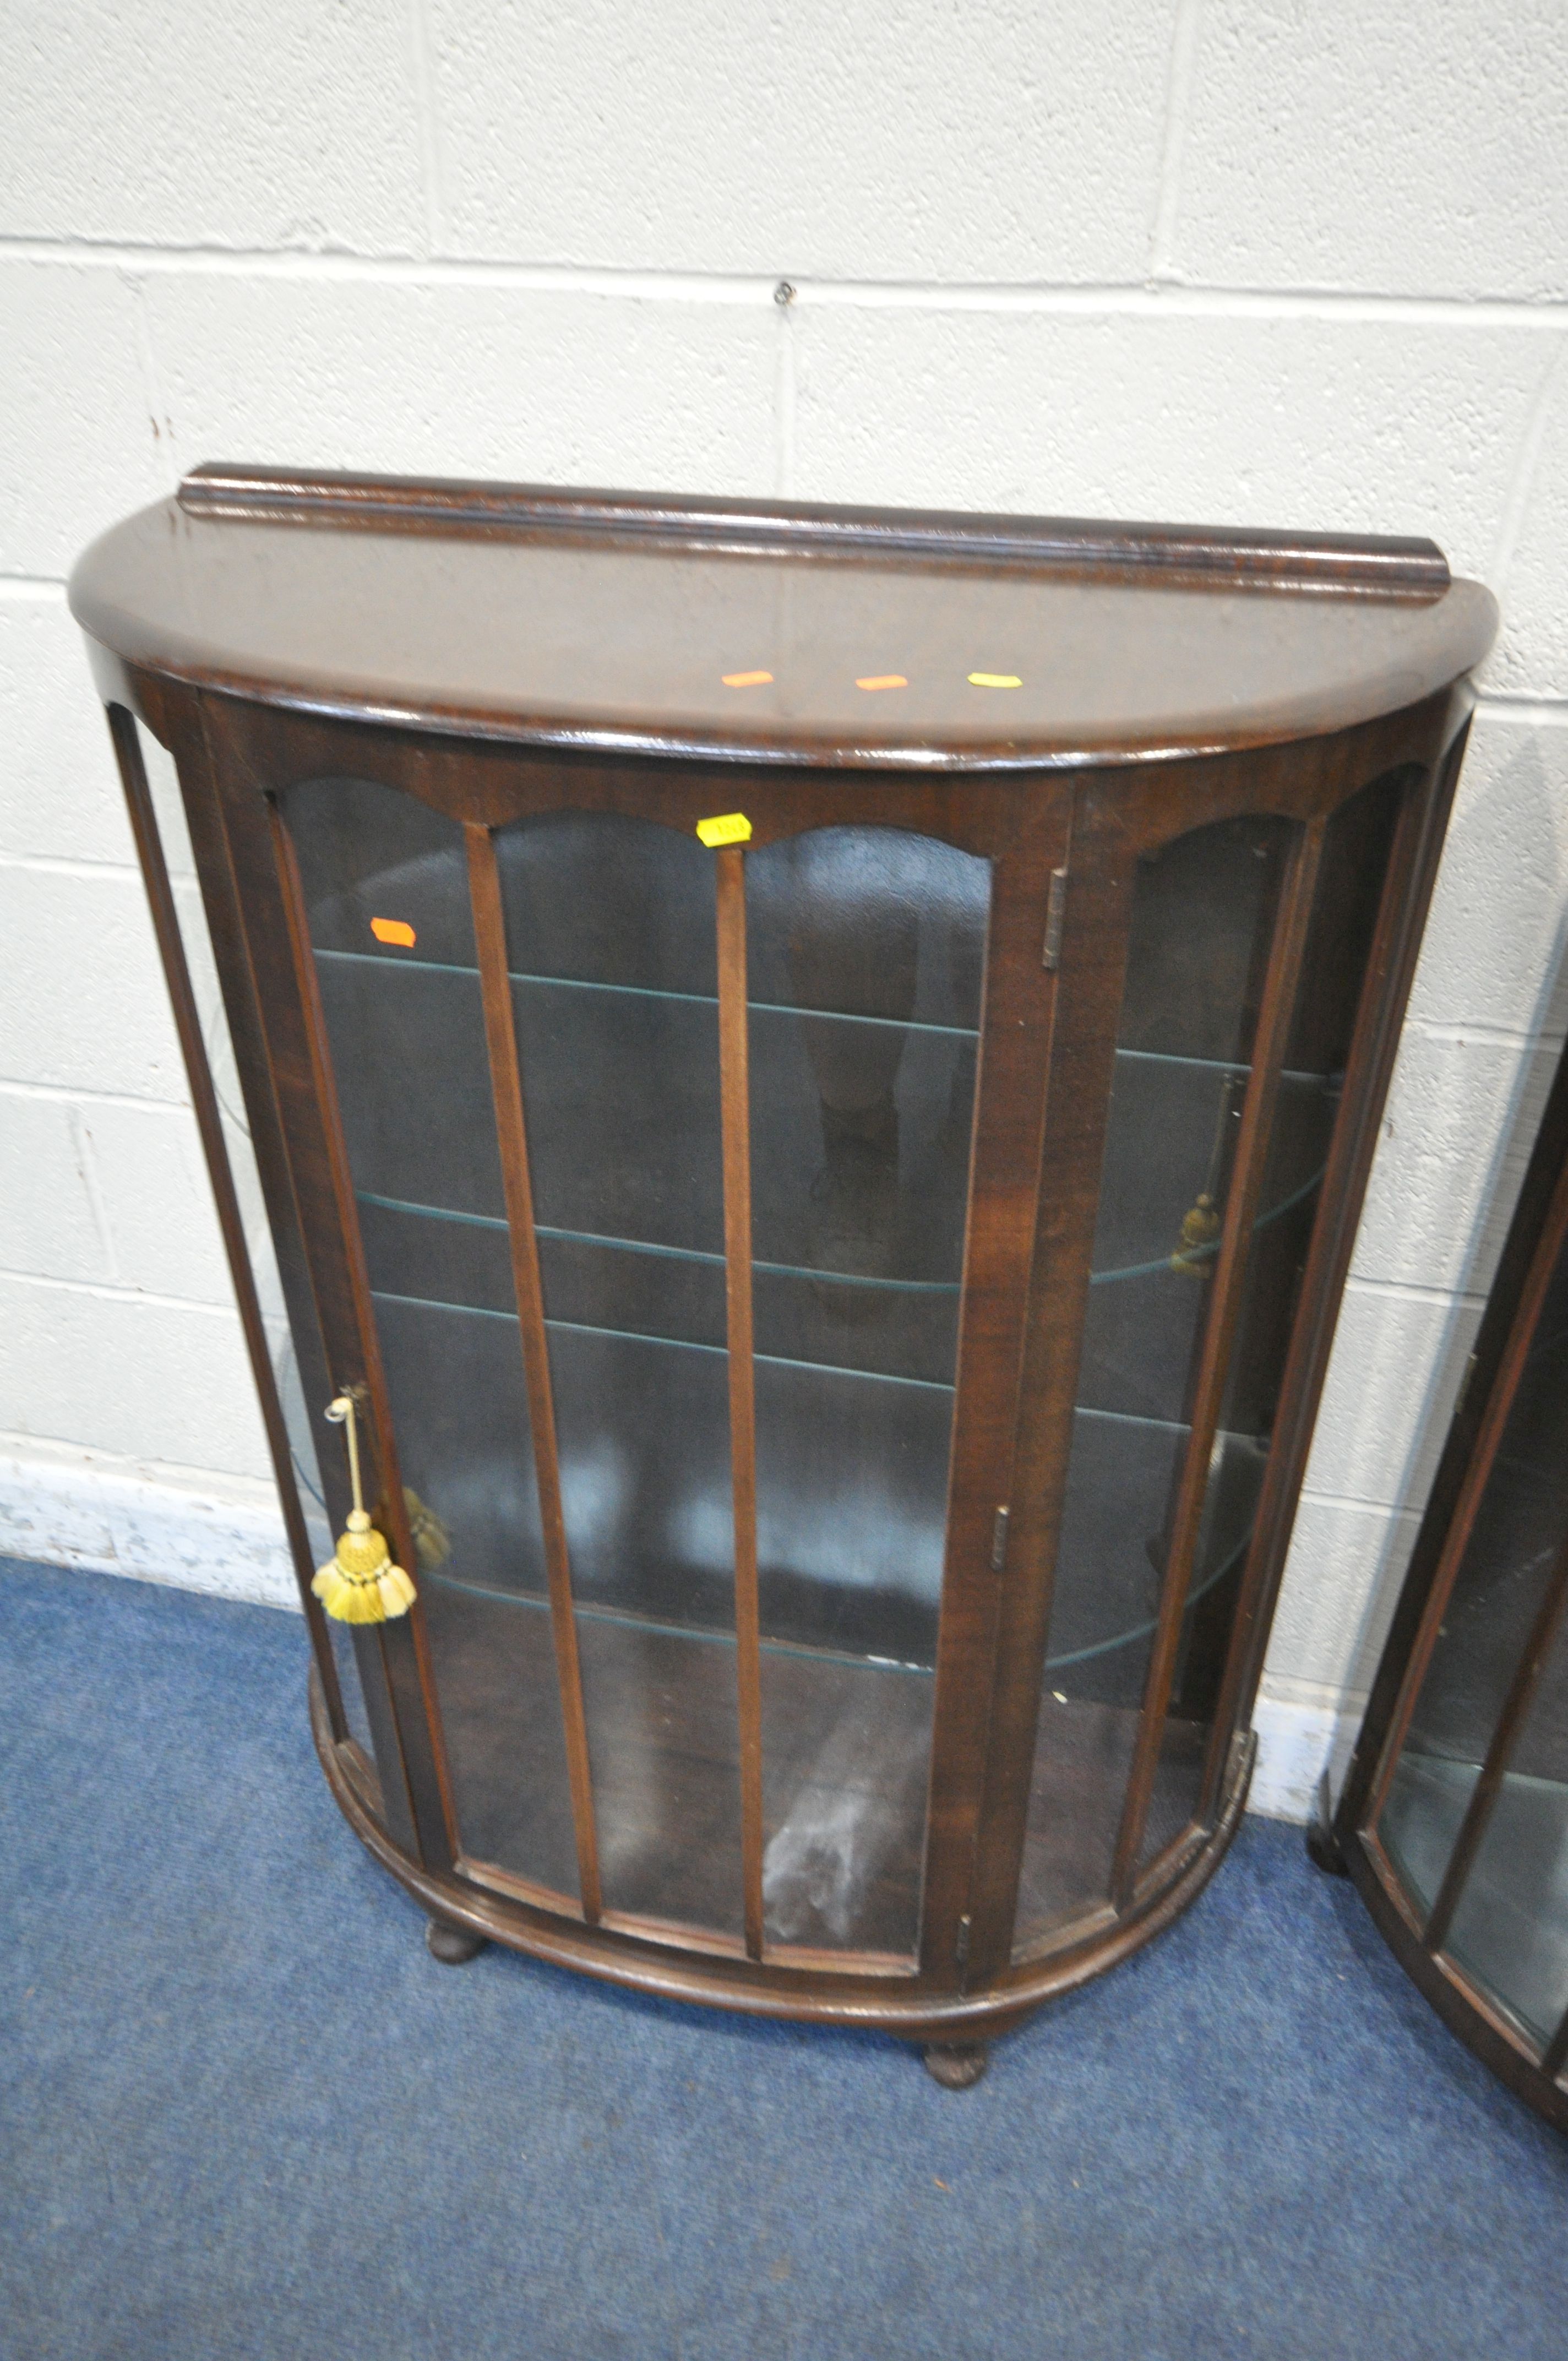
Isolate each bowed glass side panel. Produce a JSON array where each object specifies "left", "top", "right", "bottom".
[
  {"left": 1128, "top": 768, "right": 1409, "bottom": 1872},
  {"left": 282, "top": 777, "right": 581, "bottom": 1904},
  {"left": 745, "top": 828, "right": 989, "bottom": 1957},
  {"left": 127, "top": 726, "right": 391, "bottom": 1821},
  {"left": 1014, "top": 774, "right": 1406, "bottom": 1954},
  {"left": 1375, "top": 1230, "right": 1568, "bottom": 2053}
]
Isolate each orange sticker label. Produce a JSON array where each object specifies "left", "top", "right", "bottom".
[
  {"left": 695, "top": 812, "right": 753, "bottom": 848},
  {"left": 855, "top": 674, "right": 908, "bottom": 692},
  {"left": 371, "top": 917, "right": 416, "bottom": 948},
  {"left": 721, "top": 670, "right": 774, "bottom": 688}
]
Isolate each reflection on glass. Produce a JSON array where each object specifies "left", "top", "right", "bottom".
[
  {"left": 1378, "top": 1239, "right": 1568, "bottom": 2048},
  {"left": 284, "top": 777, "right": 581, "bottom": 1902},
  {"left": 1016, "top": 784, "right": 1406, "bottom": 1950}
]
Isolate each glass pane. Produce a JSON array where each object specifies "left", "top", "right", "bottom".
[
  {"left": 1442, "top": 1605, "right": 1568, "bottom": 2049},
  {"left": 131, "top": 726, "right": 390, "bottom": 1812},
  {"left": 284, "top": 777, "right": 580, "bottom": 1901},
  {"left": 493, "top": 813, "right": 741, "bottom": 1935},
  {"left": 1137, "top": 772, "right": 1407, "bottom": 1867},
  {"left": 1377, "top": 1231, "right": 1568, "bottom": 2049},
  {"left": 748, "top": 828, "right": 989, "bottom": 1953},
  {"left": 1016, "top": 782, "right": 1406, "bottom": 1951}
]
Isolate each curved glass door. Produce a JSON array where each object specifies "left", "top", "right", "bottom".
[{"left": 282, "top": 781, "right": 987, "bottom": 1962}]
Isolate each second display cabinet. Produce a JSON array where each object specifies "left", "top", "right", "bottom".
[{"left": 71, "top": 468, "right": 1495, "bottom": 2080}]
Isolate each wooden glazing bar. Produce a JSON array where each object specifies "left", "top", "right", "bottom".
[
  {"left": 106, "top": 705, "right": 350, "bottom": 1733},
  {"left": 1362, "top": 1138, "right": 1568, "bottom": 1841},
  {"left": 464, "top": 822, "right": 603, "bottom": 1923},
  {"left": 1198, "top": 707, "right": 1468, "bottom": 1824},
  {"left": 714, "top": 843, "right": 766, "bottom": 1961},
  {"left": 918, "top": 792, "right": 1074, "bottom": 1983},
  {"left": 1109, "top": 820, "right": 1325, "bottom": 1905},
  {"left": 1422, "top": 1526, "right": 1568, "bottom": 1958}
]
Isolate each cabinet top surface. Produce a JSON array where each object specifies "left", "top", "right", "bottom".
[{"left": 70, "top": 467, "right": 1498, "bottom": 770}]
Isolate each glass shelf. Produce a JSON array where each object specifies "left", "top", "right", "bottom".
[{"left": 316, "top": 944, "right": 981, "bottom": 1041}]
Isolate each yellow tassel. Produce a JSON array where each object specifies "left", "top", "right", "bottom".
[
  {"left": 314, "top": 1395, "right": 417, "bottom": 1625},
  {"left": 313, "top": 1508, "right": 415, "bottom": 1625},
  {"left": 1170, "top": 1193, "right": 1222, "bottom": 1277}
]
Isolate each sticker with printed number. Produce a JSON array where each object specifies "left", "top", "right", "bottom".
[{"left": 695, "top": 813, "right": 753, "bottom": 848}]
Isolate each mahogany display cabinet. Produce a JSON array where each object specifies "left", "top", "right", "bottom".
[
  {"left": 1322, "top": 1025, "right": 1568, "bottom": 2129},
  {"left": 70, "top": 466, "right": 1495, "bottom": 2084}
]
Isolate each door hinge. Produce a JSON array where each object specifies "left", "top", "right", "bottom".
[
  {"left": 990, "top": 1505, "right": 1010, "bottom": 1571},
  {"left": 1042, "top": 866, "right": 1068, "bottom": 969}
]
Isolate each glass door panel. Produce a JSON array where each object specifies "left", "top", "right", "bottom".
[
  {"left": 493, "top": 813, "right": 742, "bottom": 1937},
  {"left": 284, "top": 777, "right": 582, "bottom": 1902},
  {"left": 746, "top": 829, "right": 989, "bottom": 1955}
]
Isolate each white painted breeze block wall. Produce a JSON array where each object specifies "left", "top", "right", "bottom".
[{"left": 4, "top": 2, "right": 1567, "bottom": 1819}]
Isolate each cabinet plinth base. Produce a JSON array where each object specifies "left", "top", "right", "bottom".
[
  {"left": 312, "top": 1669, "right": 1256, "bottom": 2044},
  {"left": 922, "top": 2042, "right": 990, "bottom": 2088},
  {"left": 427, "top": 1918, "right": 489, "bottom": 1966}
]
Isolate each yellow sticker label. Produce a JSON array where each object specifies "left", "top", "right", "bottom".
[
  {"left": 855, "top": 673, "right": 908, "bottom": 692},
  {"left": 371, "top": 917, "right": 417, "bottom": 948},
  {"left": 721, "top": 670, "right": 774, "bottom": 688},
  {"left": 695, "top": 812, "right": 753, "bottom": 847},
  {"left": 968, "top": 672, "right": 1023, "bottom": 689}
]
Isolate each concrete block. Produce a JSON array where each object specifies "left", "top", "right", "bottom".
[
  {"left": 0, "top": 1445, "right": 294, "bottom": 1611},
  {"left": 1486, "top": 360, "right": 1568, "bottom": 700},
  {"left": 1304, "top": 1279, "right": 1480, "bottom": 1516},
  {"left": 1174, "top": 1, "right": 1568, "bottom": 299},
  {"left": 791, "top": 307, "right": 1541, "bottom": 584},
  {"left": 1409, "top": 715, "right": 1568, "bottom": 1037},
  {"left": 1351, "top": 1026, "right": 1532, "bottom": 1297},
  {"left": 4, "top": 1, "right": 426, "bottom": 255},
  {"left": 0, "top": 1092, "right": 110, "bottom": 1282},
  {"left": 76, "top": 1101, "right": 233, "bottom": 1306},
  {"left": 144, "top": 275, "right": 777, "bottom": 497},
  {"left": 1267, "top": 1494, "right": 1422, "bottom": 1705},
  {"left": 1247, "top": 1691, "right": 1356, "bottom": 1824},
  {"left": 1, "top": 262, "right": 168, "bottom": 579},
  {"left": 0, "top": 1274, "right": 269, "bottom": 1478},
  {"left": 429, "top": 0, "right": 1174, "bottom": 281},
  {"left": 0, "top": 594, "right": 137, "bottom": 866},
  {"left": 0, "top": 867, "right": 183, "bottom": 1100}
]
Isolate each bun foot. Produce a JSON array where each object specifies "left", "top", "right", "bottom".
[
  {"left": 426, "top": 1918, "right": 488, "bottom": 1966},
  {"left": 1305, "top": 1769, "right": 1349, "bottom": 1878},
  {"left": 922, "top": 2042, "right": 990, "bottom": 2089}
]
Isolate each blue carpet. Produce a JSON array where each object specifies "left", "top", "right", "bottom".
[{"left": 1, "top": 1555, "right": 1564, "bottom": 2360}]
